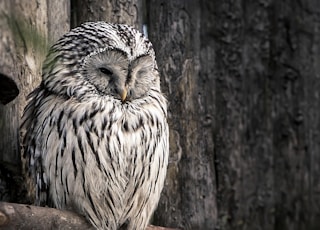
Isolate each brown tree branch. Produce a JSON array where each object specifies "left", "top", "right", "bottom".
[{"left": 0, "top": 202, "right": 179, "bottom": 230}]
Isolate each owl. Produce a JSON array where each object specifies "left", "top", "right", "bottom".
[{"left": 21, "top": 22, "right": 169, "bottom": 230}]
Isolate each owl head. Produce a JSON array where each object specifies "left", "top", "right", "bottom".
[{"left": 42, "top": 22, "right": 160, "bottom": 102}]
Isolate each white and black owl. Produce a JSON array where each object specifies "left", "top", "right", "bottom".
[{"left": 21, "top": 21, "right": 169, "bottom": 230}]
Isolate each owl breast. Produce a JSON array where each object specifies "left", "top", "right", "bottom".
[{"left": 39, "top": 90, "right": 168, "bottom": 229}]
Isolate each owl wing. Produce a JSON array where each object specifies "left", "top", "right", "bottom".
[{"left": 21, "top": 85, "right": 51, "bottom": 206}]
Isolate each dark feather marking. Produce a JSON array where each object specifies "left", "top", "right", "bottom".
[
  {"left": 89, "top": 107, "right": 99, "bottom": 118},
  {"left": 79, "top": 112, "right": 87, "bottom": 125},
  {"left": 67, "top": 107, "right": 75, "bottom": 119},
  {"left": 72, "top": 118, "right": 78, "bottom": 134},
  {"left": 57, "top": 111, "right": 64, "bottom": 138},
  {"left": 37, "top": 99, "right": 53, "bottom": 116},
  {"left": 147, "top": 163, "right": 151, "bottom": 181},
  {"left": 149, "top": 114, "right": 154, "bottom": 126},
  {"left": 106, "top": 148, "right": 112, "bottom": 160},
  {"left": 71, "top": 148, "right": 78, "bottom": 178},
  {"left": 77, "top": 137, "right": 86, "bottom": 163},
  {"left": 108, "top": 119, "right": 113, "bottom": 130},
  {"left": 137, "top": 168, "right": 145, "bottom": 187},
  {"left": 140, "top": 131, "right": 145, "bottom": 145},
  {"left": 45, "top": 182, "right": 51, "bottom": 206},
  {"left": 149, "top": 94, "right": 166, "bottom": 115},
  {"left": 145, "top": 144, "right": 150, "bottom": 160},
  {"left": 55, "top": 150, "right": 59, "bottom": 177},
  {"left": 125, "top": 202, "right": 134, "bottom": 217},
  {"left": 81, "top": 168, "right": 85, "bottom": 186},
  {"left": 148, "top": 144, "right": 156, "bottom": 164},
  {"left": 110, "top": 161, "right": 116, "bottom": 178},
  {"left": 101, "top": 117, "right": 108, "bottom": 130},
  {"left": 94, "top": 127, "right": 99, "bottom": 138},
  {"left": 49, "top": 116, "right": 54, "bottom": 126},
  {"left": 139, "top": 116, "right": 144, "bottom": 127},
  {"left": 90, "top": 122, "right": 99, "bottom": 136},
  {"left": 60, "top": 165, "right": 64, "bottom": 185},
  {"left": 65, "top": 175, "right": 70, "bottom": 195},
  {"left": 107, "top": 189, "right": 115, "bottom": 208},
  {"left": 81, "top": 170, "right": 86, "bottom": 205},
  {"left": 60, "top": 131, "right": 66, "bottom": 157},
  {"left": 123, "top": 121, "right": 129, "bottom": 132},
  {"left": 132, "top": 183, "right": 139, "bottom": 200},
  {"left": 64, "top": 191, "right": 67, "bottom": 204},
  {"left": 133, "top": 150, "right": 137, "bottom": 165},
  {"left": 116, "top": 135, "right": 121, "bottom": 147},
  {"left": 119, "top": 221, "right": 129, "bottom": 230},
  {"left": 116, "top": 136, "right": 121, "bottom": 165},
  {"left": 87, "top": 192, "right": 100, "bottom": 219},
  {"left": 85, "top": 130, "right": 102, "bottom": 170}
]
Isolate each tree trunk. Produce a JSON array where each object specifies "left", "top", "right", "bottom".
[
  {"left": 71, "top": 0, "right": 143, "bottom": 30},
  {"left": 149, "top": 0, "right": 320, "bottom": 230},
  {"left": 0, "top": 0, "right": 70, "bottom": 202},
  {"left": 148, "top": 1, "right": 217, "bottom": 229}
]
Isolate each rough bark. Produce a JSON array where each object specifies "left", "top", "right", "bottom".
[
  {"left": 212, "top": 1, "right": 320, "bottom": 229},
  {"left": 148, "top": 1, "right": 217, "bottom": 229},
  {"left": 149, "top": 0, "right": 320, "bottom": 230},
  {"left": 71, "top": 0, "right": 143, "bottom": 30},
  {"left": 0, "top": 0, "right": 70, "bottom": 202}
]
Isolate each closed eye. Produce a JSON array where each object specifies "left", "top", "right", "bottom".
[{"left": 99, "top": 67, "right": 113, "bottom": 75}]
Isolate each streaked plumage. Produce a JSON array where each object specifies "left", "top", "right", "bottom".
[{"left": 21, "top": 22, "right": 168, "bottom": 230}]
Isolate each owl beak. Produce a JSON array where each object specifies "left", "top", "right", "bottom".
[{"left": 120, "top": 88, "right": 127, "bottom": 102}]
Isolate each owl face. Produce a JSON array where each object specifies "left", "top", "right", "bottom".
[
  {"left": 42, "top": 22, "right": 160, "bottom": 102},
  {"left": 83, "top": 49, "right": 155, "bottom": 102}
]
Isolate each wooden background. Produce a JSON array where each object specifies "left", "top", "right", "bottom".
[{"left": 1, "top": 0, "right": 320, "bottom": 229}]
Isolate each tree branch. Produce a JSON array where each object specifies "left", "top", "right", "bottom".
[{"left": 0, "top": 202, "right": 178, "bottom": 230}]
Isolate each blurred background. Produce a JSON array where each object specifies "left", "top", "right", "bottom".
[{"left": 1, "top": 0, "right": 320, "bottom": 229}]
